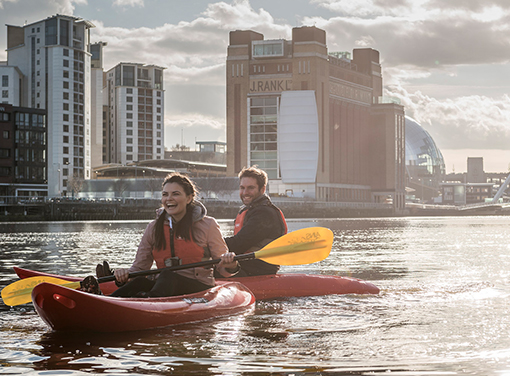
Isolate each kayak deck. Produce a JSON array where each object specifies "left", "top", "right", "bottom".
[{"left": 14, "top": 266, "right": 380, "bottom": 299}]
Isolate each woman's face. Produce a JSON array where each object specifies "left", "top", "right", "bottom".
[{"left": 161, "top": 182, "right": 193, "bottom": 222}]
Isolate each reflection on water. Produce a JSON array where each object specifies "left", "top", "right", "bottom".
[{"left": 2, "top": 217, "right": 510, "bottom": 374}]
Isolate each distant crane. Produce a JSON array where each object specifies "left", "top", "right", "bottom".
[{"left": 492, "top": 173, "right": 510, "bottom": 203}]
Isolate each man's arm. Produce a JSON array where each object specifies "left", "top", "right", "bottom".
[{"left": 224, "top": 206, "right": 280, "bottom": 254}]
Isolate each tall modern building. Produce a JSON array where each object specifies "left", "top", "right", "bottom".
[
  {"left": 226, "top": 26, "right": 406, "bottom": 208},
  {"left": 4, "top": 14, "right": 95, "bottom": 197},
  {"left": 90, "top": 41, "right": 107, "bottom": 169},
  {"left": 105, "top": 63, "right": 165, "bottom": 165}
]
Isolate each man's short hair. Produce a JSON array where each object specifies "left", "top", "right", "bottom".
[{"left": 238, "top": 166, "right": 267, "bottom": 189}]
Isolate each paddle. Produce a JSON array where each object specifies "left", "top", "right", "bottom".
[{"left": 1, "top": 227, "right": 333, "bottom": 306}]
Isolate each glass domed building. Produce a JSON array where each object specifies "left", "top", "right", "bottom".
[{"left": 405, "top": 116, "right": 446, "bottom": 202}]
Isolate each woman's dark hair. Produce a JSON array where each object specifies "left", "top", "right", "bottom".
[{"left": 154, "top": 173, "right": 198, "bottom": 250}]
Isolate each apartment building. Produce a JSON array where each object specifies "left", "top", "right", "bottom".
[
  {"left": 105, "top": 63, "right": 165, "bottom": 165},
  {"left": 4, "top": 14, "right": 94, "bottom": 197}
]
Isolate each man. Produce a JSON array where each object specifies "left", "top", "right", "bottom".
[{"left": 223, "top": 166, "right": 287, "bottom": 276}]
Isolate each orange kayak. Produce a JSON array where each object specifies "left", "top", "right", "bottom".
[{"left": 14, "top": 266, "right": 380, "bottom": 299}]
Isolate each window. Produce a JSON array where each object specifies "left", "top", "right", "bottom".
[
  {"left": 63, "top": 81, "right": 69, "bottom": 89},
  {"left": 157, "top": 91, "right": 161, "bottom": 97},
  {"left": 157, "top": 107, "right": 161, "bottom": 113},
  {"left": 63, "top": 71, "right": 69, "bottom": 78},
  {"left": 37, "top": 60, "right": 40, "bottom": 65},
  {"left": 63, "top": 136, "right": 69, "bottom": 143},
  {"left": 63, "top": 147, "right": 69, "bottom": 154},
  {"left": 63, "top": 92, "right": 69, "bottom": 99},
  {"left": 127, "top": 138, "right": 132, "bottom": 144},
  {"left": 157, "top": 124, "right": 161, "bottom": 129},
  {"left": 1, "top": 75, "right": 7, "bottom": 87},
  {"left": 3, "top": 131, "right": 9, "bottom": 139},
  {"left": 126, "top": 104, "right": 132, "bottom": 110},
  {"left": 37, "top": 71, "right": 40, "bottom": 76},
  {"left": 126, "top": 155, "right": 133, "bottom": 160},
  {"left": 63, "top": 114, "right": 69, "bottom": 121},
  {"left": 0, "top": 148, "right": 10, "bottom": 158},
  {"left": 127, "top": 88, "right": 133, "bottom": 94},
  {"left": 126, "top": 96, "right": 133, "bottom": 102},
  {"left": 126, "top": 121, "right": 133, "bottom": 127},
  {"left": 2, "top": 90, "right": 8, "bottom": 98},
  {"left": 63, "top": 124, "right": 69, "bottom": 132},
  {"left": 63, "top": 60, "right": 69, "bottom": 67},
  {"left": 63, "top": 49, "right": 69, "bottom": 56},
  {"left": 127, "top": 130, "right": 133, "bottom": 136},
  {"left": 252, "top": 40, "right": 284, "bottom": 58},
  {"left": 63, "top": 103, "right": 69, "bottom": 111},
  {"left": 126, "top": 113, "right": 133, "bottom": 119},
  {"left": 127, "top": 146, "right": 133, "bottom": 152}
]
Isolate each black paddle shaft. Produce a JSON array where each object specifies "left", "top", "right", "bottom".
[{"left": 96, "top": 252, "right": 256, "bottom": 284}]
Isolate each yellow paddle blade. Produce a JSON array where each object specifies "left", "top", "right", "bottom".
[
  {"left": 254, "top": 227, "right": 333, "bottom": 265},
  {"left": 1, "top": 276, "right": 80, "bottom": 307}
]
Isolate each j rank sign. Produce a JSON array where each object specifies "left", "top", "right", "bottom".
[{"left": 250, "top": 79, "right": 292, "bottom": 93}]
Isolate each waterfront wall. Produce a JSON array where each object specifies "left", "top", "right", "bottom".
[
  {"left": 2, "top": 197, "right": 507, "bottom": 222},
  {"left": 0, "top": 197, "right": 396, "bottom": 222}
]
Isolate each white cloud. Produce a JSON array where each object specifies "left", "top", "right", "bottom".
[
  {"left": 389, "top": 85, "right": 510, "bottom": 151},
  {"left": 0, "top": 0, "right": 17, "bottom": 9},
  {"left": 112, "top": 0, "right": 143, "bottom": 7}
]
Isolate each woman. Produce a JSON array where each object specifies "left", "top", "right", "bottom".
[{"left": 110, "top": 172, "right": 240, "bottom": 298}]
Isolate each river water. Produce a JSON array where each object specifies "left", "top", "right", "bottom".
[{"left": 1, "top": 216, "right": 510, "bottom": 375}]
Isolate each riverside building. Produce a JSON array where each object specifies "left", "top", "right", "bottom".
[
  {"left": 226, "top": 26, "right": 406, "bottom": 209},
  {"left": 3, "top": 14, "right": 95, "bottom": 197},
  {"left": 105, "top": 63, "right": 165, "bottom": 165}
]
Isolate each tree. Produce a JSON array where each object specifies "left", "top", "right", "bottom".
[{"left": 68, "top": 172, "right": 84, "bottom": 198}]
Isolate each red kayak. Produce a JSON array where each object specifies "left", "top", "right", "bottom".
[
  {"left": 14, "top": 266, "right": 380, "bottom": 298},
  {"left": 30, "top": 281, "right": 254, "bottom": 332}
]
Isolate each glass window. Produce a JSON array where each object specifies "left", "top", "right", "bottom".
[
  {"left": 45, "top": 17, "right": 57, "bottom": 45},
  {"left": 123, "top": 66, "right": 135, "bottom": 86},
  {"left": 60, "top": 19, "right": 69, "bottom": 46},
  {"left": 1, "top": 75, "right": 8, "bottom": 87}
]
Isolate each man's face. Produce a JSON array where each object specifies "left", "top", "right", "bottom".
[{"left": 239, "top": 176, "right": 265, "bottom": 205}]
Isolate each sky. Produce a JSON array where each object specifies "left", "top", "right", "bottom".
[{"left": 1, "top": 0, "right": 510, "bottom": 173}]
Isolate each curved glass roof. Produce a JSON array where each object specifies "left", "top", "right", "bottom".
[{"left": 405, "top": 116, "right": 445, "bottom": 185}]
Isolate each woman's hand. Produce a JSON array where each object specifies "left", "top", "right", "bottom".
[
  {"left": 114, "top": 268, "right": 130, "bottom": 284},
  {"left": 218, "top": 251, "right": 240, "bottom": 276}
]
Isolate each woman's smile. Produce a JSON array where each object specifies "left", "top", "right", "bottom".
[{"left": 161, "top": 182, "right": 192, "bottom": 222}]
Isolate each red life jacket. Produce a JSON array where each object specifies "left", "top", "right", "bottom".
[
  {"left": 234, "top": 205, "right": 288, "bottom": 235},
  {"left": 152, "top": 224, "right": 206, "bottom": 268}
]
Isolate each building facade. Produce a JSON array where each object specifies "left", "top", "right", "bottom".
[
  {"left": 0, "top": 104, "right": 47, "bottom": 197},
  {"left": 226, "top": 26, "right": 405, "bottom": 208},
  {"left": 4, "top": 14, "right": 95, "bottom": 197},
  {"left": 90, "top": 41, "right": 107, "bottom": 169},
  {"left": 105, "top": 63, "right": 165, "bottom": 165}
]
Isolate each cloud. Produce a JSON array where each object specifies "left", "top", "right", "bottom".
[
  {"left": 112, "top": 0, "right": 143, "bottom": 7},
  {"left": 389, "top": 85, "right": 510, "bottom": 150},
  {"left": 165, "top": 114, "right": 226, "bottom": 147},
  {"left": 0, "top": 0, "right": 17, "bottom": 9},
  {"left": 311, "top": 0, "right": 411, "bottom": 18}
]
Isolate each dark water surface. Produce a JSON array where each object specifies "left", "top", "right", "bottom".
[{"left": 1, "top": 216, "right": 510, "bottom": 375}]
